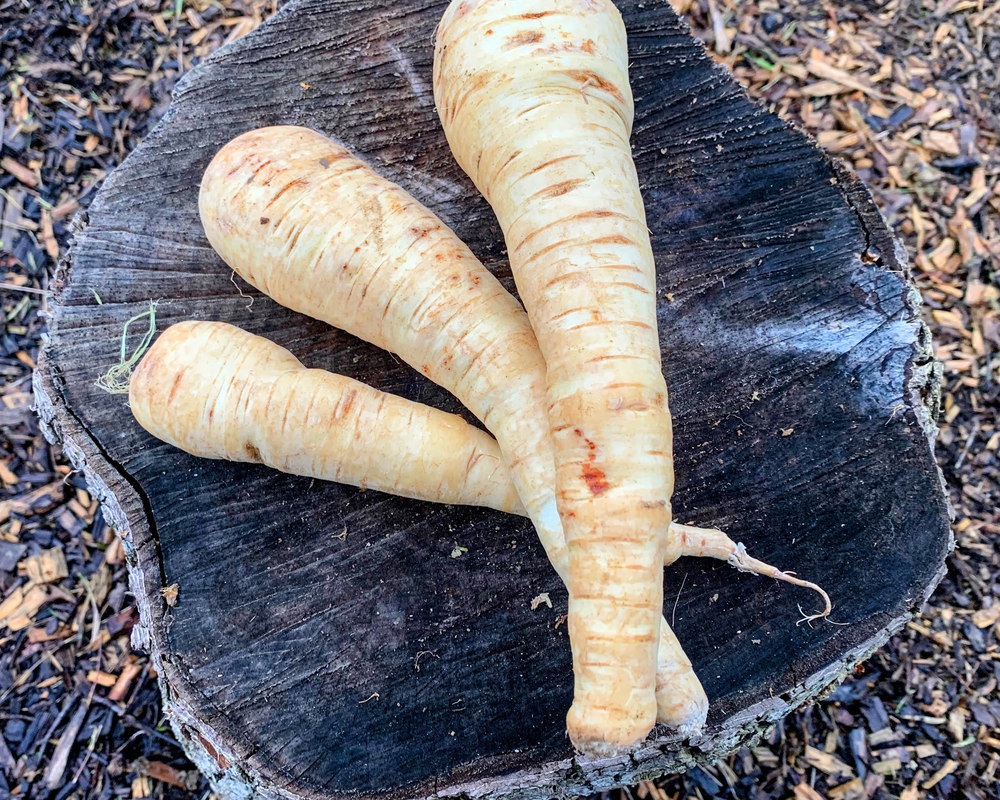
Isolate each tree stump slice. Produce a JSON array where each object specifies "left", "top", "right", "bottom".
[{"left": 33, "top": 1, "right": 951, "bottom": 798}]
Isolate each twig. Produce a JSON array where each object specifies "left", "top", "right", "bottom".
[
  {"left": 43, "top": 702, "right": 89, "bottom": 790},
  {"left": 0, "top": 281, "right": 50, "bottom": 296},
  {"left": 706, "top": 0, "right": 732, "bottom": 53},
  {"left": 954, "top": 420, "right": 980, "bottom": 469},
  {"left": 70, "top": 719, "right": 104, "bottom": 784},
  {"left": 77, "top": 573, "right": 103, "bottom": 651}
]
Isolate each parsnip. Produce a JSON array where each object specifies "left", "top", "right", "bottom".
[
  {"left": 434, "top": 0, "right": 688, "bottom": 752},
  {"left": 199, "top": 126, "right": 559, "bottom": 564},
  {"left": 198, "top": 126, "right": 708, "bottom": 727},
  {"left": 129, "top": 320, "right": 521, "bottom": 513}
]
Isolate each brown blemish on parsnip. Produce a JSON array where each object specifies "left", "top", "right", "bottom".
[
  {"left": 246, "top": 159, "right": 272, "bottom": 184},
  {"left": 338, "top": 389, "right": 357, "bottom": 418},
  {"left": 532, "top": 178, "right": 585, "bottom": 200},
  {"left": 505, "top": 30, "right": 543, "bottom": 48},
  {"left": 264, "top": 177, "right": 309, "bottom": 208},
  {"left": 581, "top": 462, "right": 610, "bottom": 495},
  {"left": 573, "top": 429, "right": 611, "bottom": 495},
  {"left": 564, "top": 69, "right": 625, "bottom": 103},
  {"left": 167, "top": 367, "right": 187, "bottom": 405},
  {"left": 512, "top": 209, "right": 628, "bottom": 253}
]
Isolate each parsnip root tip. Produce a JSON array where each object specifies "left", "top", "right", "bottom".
[
  {"left": 796, "top": 604, "right": 849, "bottom": 627},
  {"left": 566, "top": 695, "right": 658, "bottom": 757},
  {"left": 729, "top": 541, "right": 833, "bottom": 621},
  {"left": 571, "top": 738, "right": 640, "bottom": 758},
  {"left": 657, "top": 691, "right": 709, "bottom": 734},
  {"left": 677, "top": 720, "right": 707, "bottom": 739}
]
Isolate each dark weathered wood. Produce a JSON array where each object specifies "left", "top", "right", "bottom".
[{"left": 33, "top": 1, "right": 951, "bottom": 798}]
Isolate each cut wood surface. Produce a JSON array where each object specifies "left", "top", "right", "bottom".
[{"left": 32, "top": 1, "right": 951, "bottom": 798}]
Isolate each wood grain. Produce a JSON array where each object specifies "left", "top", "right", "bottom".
[{"left": 34, "top": 1, "right": 951, "bottom": 798}]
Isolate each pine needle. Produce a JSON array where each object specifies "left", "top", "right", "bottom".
[{"left": 95, "top": 301, "right": 159, "bottom": 394}]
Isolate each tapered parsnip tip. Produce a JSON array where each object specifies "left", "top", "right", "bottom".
[
  {"left": 728, "top": 542, "right": 833, "bottom": 621},
  {"left": 673, "top": 525, "right": 833, "bottom": 621},
  {"left": 654, "top": 622, "right": 709, "bottom": 731},
  {"left": 568, "top": 732, "right": 640, "bottom": 759},
  {"left": 569, "top": 696, "right": 705, "bottom": 755},
  {"left": 566, "top": 698, "right": 658, "bottom": 756},
  {"left": 655, "top": 679, "right": 709, "bottom": 732}
]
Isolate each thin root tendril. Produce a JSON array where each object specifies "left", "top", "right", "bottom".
[
  {"left": 673, "top": 523, "right": 833, "bottom": 622},
  {"left": 96, "top": 301, "right": 159, "bottom": 394}
]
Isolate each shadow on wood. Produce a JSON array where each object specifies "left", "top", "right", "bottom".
[{"left": 33, "top": 1, "right": 951, "bottom": 798}]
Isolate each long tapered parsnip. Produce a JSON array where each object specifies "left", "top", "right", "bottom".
[
  {"left": 129, "top": 320, "right": 521, "bottom": 513},
  {"left": 198, "top": 125, "right": 709, "bottom": 728},
  {"left": 434, "top": 0, "right": 687, "bottom": 752},
  {"left": 199, "top": 125, "right": 560, "bottom": 567}
]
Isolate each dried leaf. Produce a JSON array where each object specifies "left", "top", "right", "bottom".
[{"left": 161, "top": 583, "right": 179, "bottom": 607}]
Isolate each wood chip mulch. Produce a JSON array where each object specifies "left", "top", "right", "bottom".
[
  {"left": 1, "top": 0, "right": 997, "bottom": 798},
  {"left": 2, "top": 2, "right": 276, "bottom": 797}
]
